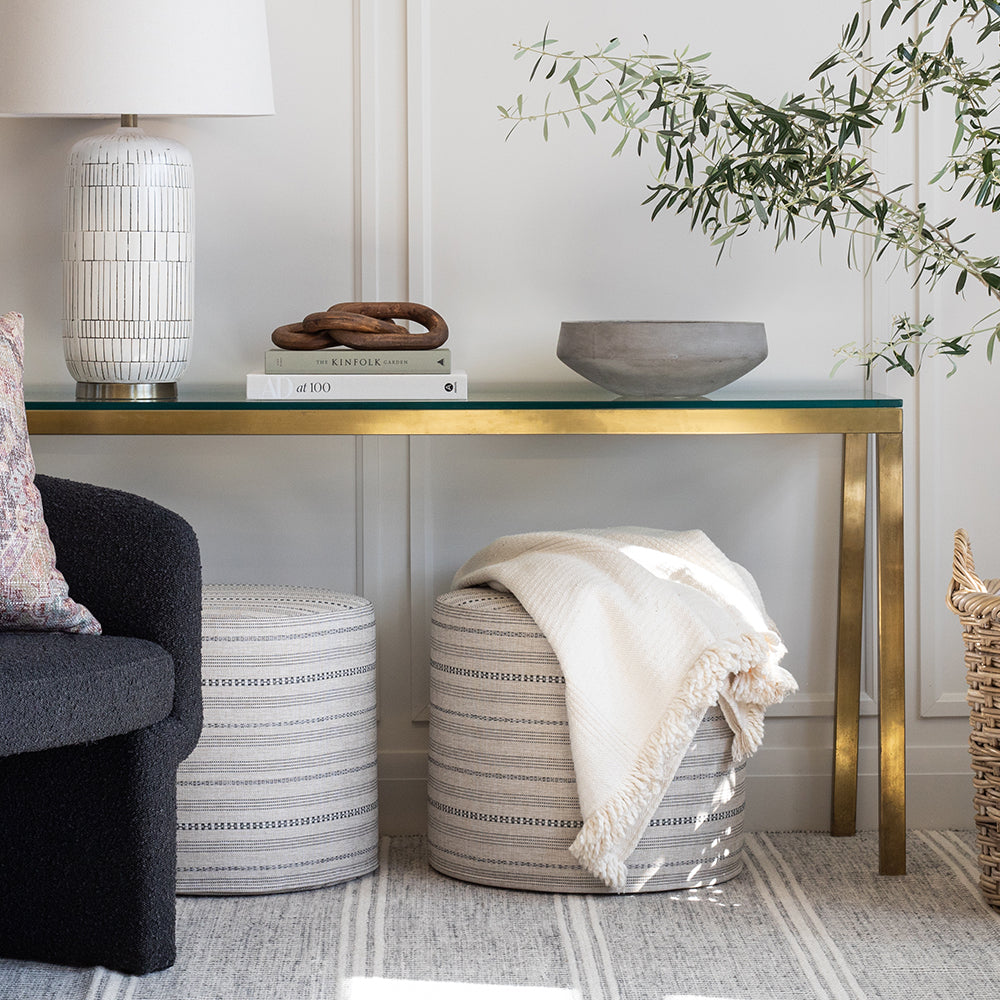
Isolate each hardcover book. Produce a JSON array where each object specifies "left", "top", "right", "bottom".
[
  {"left": 246, "top": 370, "right": 468, "bottom": 400},
  {"left": 264, "top": 347, "right": 451, "bottom": 374}
]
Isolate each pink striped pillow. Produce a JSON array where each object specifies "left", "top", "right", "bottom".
[{"left": 0, "top": 312, "right": 101, "bottom": 633}]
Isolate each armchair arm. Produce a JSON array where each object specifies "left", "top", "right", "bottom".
[{"left": 35, "top": 473, "right": 203, "bottom": 755}]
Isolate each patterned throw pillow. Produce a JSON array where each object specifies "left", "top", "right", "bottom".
[{"left": 0, "top": 312, "right": 101, "bottom": 633}]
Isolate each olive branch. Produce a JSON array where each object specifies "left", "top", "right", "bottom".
[{"left": 500, "top": 0, "right": 1000, "bottom": 376}]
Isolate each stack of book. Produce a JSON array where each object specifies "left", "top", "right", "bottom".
[{"left": 246, "top": 347, "right": 467, "bottom": 400}]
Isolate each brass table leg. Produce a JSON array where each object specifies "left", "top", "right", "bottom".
[
  {"left": 877, "top": 430, "right": 906, "bottom": 875},
  {"left": 832, "top": 433, "right": 868, "bottom": 837}
]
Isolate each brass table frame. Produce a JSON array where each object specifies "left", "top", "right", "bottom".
[{"left": 25, "top": 392, "right": 905, "bottom": 874}]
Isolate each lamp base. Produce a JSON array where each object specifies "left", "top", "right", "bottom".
[
  {"left": 75, "top": 381, "right": 178, "bottom": 401},
  {"left": 63, "top": 125, "right": 194, "bottom": 388}
]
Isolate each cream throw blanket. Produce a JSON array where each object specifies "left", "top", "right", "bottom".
[{"left": 452, "top": 527, "right": 795, "bottom": 890}]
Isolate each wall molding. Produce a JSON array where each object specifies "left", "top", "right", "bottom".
[
  {"left": 406, "top": 0, "right": 433, "bottom": 305},
  {"left": 352, "top": 0, "right": 378, "bottom": 300},
  {"left": 353, "top": 0, "right": 410, "bottom": 302},
  {"left": 408, "top": 436, "right": 434, "bottom": 721}
]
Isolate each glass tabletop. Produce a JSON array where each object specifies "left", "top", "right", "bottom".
[{"left": 24, "top": 382, "right": 903, "bottom": 411}]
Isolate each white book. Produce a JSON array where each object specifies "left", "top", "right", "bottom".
[{"left": 246, "top": 370, "right": 468, "bottom": 400}]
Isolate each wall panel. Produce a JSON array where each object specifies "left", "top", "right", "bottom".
[{"left": 0, "top": 0, "right": 983, "bottom": 834}]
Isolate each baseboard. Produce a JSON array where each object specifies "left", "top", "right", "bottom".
[
  {"left": 378, "top": 779, "right": 429, "bottom": 836},
  {"left": 377, "top": 772, "right": 978, "bottom": 837},
  {"left": 743, "top": 771, "right": 975, "bottom": 831}
]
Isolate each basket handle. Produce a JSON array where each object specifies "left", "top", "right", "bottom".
[{"left": 949, "top": 528, "right": 989, "bottom": 612}]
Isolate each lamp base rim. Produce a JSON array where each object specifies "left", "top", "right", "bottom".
[{"left": 75, "top": 381, "right": 178, "bottom": 401}]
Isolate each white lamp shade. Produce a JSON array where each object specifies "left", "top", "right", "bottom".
[{"left": 0, "top": 0, "right": 274, "bottom": 117}]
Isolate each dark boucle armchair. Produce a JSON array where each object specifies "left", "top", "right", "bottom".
[{"left": 0, "top": 474, "right": 202, "bottom": 975}]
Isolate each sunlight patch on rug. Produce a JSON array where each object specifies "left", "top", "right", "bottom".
[{"left": 345, "top": 978, "right": 577, "bottom": 999}]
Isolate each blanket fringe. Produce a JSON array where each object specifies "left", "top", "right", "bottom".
[{"left": 568, "top": 628, "right": 794, "bottom": 891}]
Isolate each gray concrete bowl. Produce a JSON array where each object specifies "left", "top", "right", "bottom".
[{"left": 557, "top": 320, "right": 767, "bottom": 398}]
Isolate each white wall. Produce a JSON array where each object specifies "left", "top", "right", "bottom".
[{"left": 1, "top": 0, "right": 989, "bottom": 834}]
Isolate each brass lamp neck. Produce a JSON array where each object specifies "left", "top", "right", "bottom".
[{"left": 120, "top": 114, "right": 139, "bottom": 128}]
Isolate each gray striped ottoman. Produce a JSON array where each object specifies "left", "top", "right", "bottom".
[
  {"left": 428, "top": 587, "right": 746, "bottom": 893},
  {"left": 175, "top": 585, "right": 378, "bottom": 894}
]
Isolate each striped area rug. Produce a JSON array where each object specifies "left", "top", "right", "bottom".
[{"left": 1, "top": 830, "right": 997, "bottom": 999}]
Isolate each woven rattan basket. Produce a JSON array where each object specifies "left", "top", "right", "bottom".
[{"left": 948, "top": 529, "right": 1000, "bottom": 908}]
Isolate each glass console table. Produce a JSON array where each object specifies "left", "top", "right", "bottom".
[{"left": 25, "top": 383, "right": 906, "bottom": 875}]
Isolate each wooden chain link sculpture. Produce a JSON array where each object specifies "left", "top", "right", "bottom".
[{"left": 272, "top": 302, "right": 449, "bottom": 351}]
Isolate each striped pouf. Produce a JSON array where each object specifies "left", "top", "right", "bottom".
[
  {"left": 175, "top": 585, "right": 378, "bottom": 894},
  {"left": 428, "top": 587, "right": 746, "bottom": 893}
]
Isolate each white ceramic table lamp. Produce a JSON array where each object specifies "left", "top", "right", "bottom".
[{"left": 0, "top": 0, "right": 274, "bottom": 399}]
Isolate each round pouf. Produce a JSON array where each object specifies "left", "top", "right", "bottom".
[
  {"left": 176, "top": 585, "right": 378, "bottom": 894},
  {"left": 428, "top": 588, "right": 746, "bottom": 894}
]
